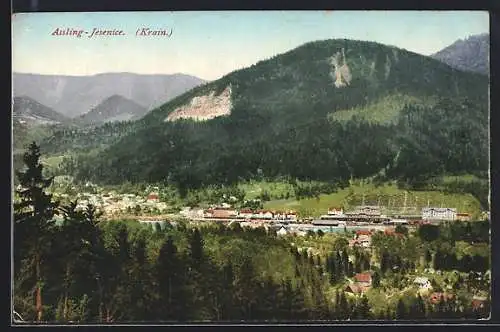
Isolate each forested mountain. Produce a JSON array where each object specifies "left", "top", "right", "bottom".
[
  {"left": 45, "top": 38, "right": 488, "bottom": 192},
  {"left": 13, "top": 72, "right": 206, "bottom": 118},
  {"left": 12, "top": 97, "right": 70, "bottom": 156},
  {"left": 431, "top": 33, "right": 489, "bottom": 76},
  {"left": 75, "top": 95, "right": 148, "bottom": 126},
  {"left": 13, "top": 96, "right": 69, "bottom": 126}
]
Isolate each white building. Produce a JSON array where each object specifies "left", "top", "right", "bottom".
[
  {"left": 286, "top": 211, "right": 298, "bottom": 221},
  {"left": 413, "top": 277, "right": 432, "bottom": 290},
  {"left": 328, "top": 207, "right": 344, "bottom": 216},
  {"left": 421, "top": 208, "right": 457, "bottom": 221},
  {"left": 255, "top": 210, "right": 274, "bottom": 220},
  {"left": 237, "top": 209, "right": 253, "bottom": 219},
  {"left": 390, "top": 218, "right": 409, "bottom": 225},
  {"left": 277, "top": 226, "right": 289, "bottom": 236},
  {"left": 357, "top": 235, "right": 372, "bottom": 248}
]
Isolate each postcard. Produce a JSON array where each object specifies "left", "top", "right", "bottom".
[{"left": 11, "top": 10, "right": 490, "bottom": 324}]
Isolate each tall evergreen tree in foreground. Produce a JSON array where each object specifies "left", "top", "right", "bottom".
[
  {"left": 156, "top": 235, "right": 188, "bottom": 321},
  {"left": 14, "top": 142, "right": 59, "bottom": 322}
]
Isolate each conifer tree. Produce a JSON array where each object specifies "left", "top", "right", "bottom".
[
  {"left": 189, "top": 228, "right": 204, "bottom": 264},
  {"left": 342, "top": 250, "right": 349, "bottom": 276},
  {"left": 425, "top": 249, "right": 432, "bottom": 267},
  {"left": 156, "top": 235, "right": 188, "bottom": 321},
  {"left": 372, "top": 271, "right": 381, "bottom": 288},
  {"left": 334, "top": 290, "right": 340, "bottom": 319},
  {"left": 220, "top": 262, "right": 235, "bottom": 320},
  {"left": 415, "top": 294, "right": 426, "bottom": 319},
  {"left": 396, "top": 299, "right": 407, "bottom": 320},
  {"left": 338, "top": 291, "right": 350, "bottom": 320},
  {"left": 385, "top": 307, "right": 393, "bottom": 320},
  {"left": 14, "top": 142, "right": 59, "bottom": 322},
  {"left": 128, "top": 234, "right": 152, "bottom": 321},
  {"left": 234, "top": 257, "right": 259, "bottom": 320},
  {"left": 257, "top": 276, "right": 278, "bottom": 321},
  {"left": 336, "top": 251, "right": 343, "bottom": 276},
  {"left": 57, "top": 201, "right": 89, "bottom": 322},
  {"left": 354, "top": 295, "right": 372, "bottom": 320},
  {"left": 380, "top": 251, "right": 390, "bottom": 274}
]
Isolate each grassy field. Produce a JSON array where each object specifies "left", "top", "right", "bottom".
[
  {"left": 262, "top": 182, "right": 482, "bottom": 218},
  {"left": 441, "top": 174, "right": 484, "bottom": 183},
  {"left": 328, "top": 93, "right": 437, "bottom": 124},
  {"left": 237, "top": 181, "right": 296, "bottom": 200}
]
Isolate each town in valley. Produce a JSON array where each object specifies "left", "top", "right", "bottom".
[{"left": 12, "top": 11, "right": 490, "bottom": 323}]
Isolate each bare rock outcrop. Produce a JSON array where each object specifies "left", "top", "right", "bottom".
[
  {"left": 330, "top": 48, "right": 352, "bottom": 88},
  {"left": 165, "top": 85, "right": 232, "bottom": 122}
]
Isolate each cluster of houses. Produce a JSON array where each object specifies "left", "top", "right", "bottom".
[
  {"left": 52, "top": 191, "right": 169, "bottom": 216},
  {"left": 344, "top": 272, "right": 487, "bottom": 309},
  {"left": 201, "top": 207, "right": 298, "bottom": 222}
]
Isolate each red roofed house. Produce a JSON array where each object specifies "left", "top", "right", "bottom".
[
  {"left": 385, "top": 228, "right": 396, "bottom": 235},
  {"left": 147, "top": 193, "right": 160, "bottom": 202},
  {"left": 356, "top": 229, "right": 372, "bottom": 237},
  {"left": 344, "top": 283, "right": 370, "bottom": 295},
  {"left": 354, "top": 230, "right": 372, "bottom": 247},
  {"left": 345, "top": 272, "right": 373, "bottom": 296},
  {"left": 354, "top": 272, "right": 373, "bottom": 286},
  {"left": 385, "top": 228, "right": 405, "bottom": 238},
  {"left": 212, "top": 209, "right": 237, "bottom": 219},
  {"left": 203, "top": 209, "right": 214, "bottom": 218},
  {"left": 429, "top": 292, "right": 454, "bottom": 304},
  {"left": 472, "top": 296, "right": 487, "bottom": 310}
]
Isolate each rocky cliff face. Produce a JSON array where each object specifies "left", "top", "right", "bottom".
[
  {"left": 165, "top": 85, "right": 232, "bottom": 122},
  {"left": 330, "top": 48, "right": 352, "bottom": 88}
]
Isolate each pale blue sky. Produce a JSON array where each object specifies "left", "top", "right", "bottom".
[{"left": 12, "top": 11, "right": 489, "bottom": 80}]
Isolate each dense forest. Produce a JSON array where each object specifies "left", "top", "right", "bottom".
[
  {"left": 56, "top": 97, "right": 487, "bottom": 209},
  {"left": 13, "top": 144, "right": 490, "bottom": 323}
]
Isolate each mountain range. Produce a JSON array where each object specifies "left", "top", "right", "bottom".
[
  {"left": 75, "top": 95, "right": 148, "bottom": 126},
  {"left": 52, "top": 37, "right": 488, "bottom": 191},
  {"left": 12, "top": 72, "right": 206, "bottom": 118},
  {"left": 431, "top": 33, "right": 489, "bottom": 75}
]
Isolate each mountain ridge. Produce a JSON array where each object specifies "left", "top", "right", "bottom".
[
  {"left": 13, "top": 72, "right": 207, "bottom": 118},
  {"left": 13, "top": 96, "right": 69, "bottom": 125},
  {"left": 431, "top": 33, "right": 489, "bottom": 75},
  {"left": 140, "top": 38, "right": 486, "bottom": 126},
  {"left": 13, "top": 71, "right": 207, "bottom": 80},
  {"left": 75, "top": 94, "right": 149, "bottom": 126}
]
